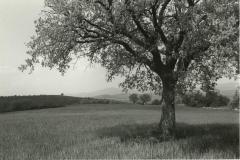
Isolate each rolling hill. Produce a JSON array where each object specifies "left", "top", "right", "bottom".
[{"left": 69, "top": 80, "right": 238, "bottom": 102}]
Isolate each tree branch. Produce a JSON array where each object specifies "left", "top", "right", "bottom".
[
  {"left": 174, "top": 31, "right": 186, "bottom": 52},
  {"left": 131, "top": 13, "right": 149, "bottom": 40},
  {"left": 83, "top": 18, "right": 112, "bottom": 35},
  {"left": 112, "top": 39, "right": 152, "bottom": 68},
  {"left": 151, "top": 0, "right": 169, "bottom": 45},
  {"left": 177, "top": 42, "right": 211, "bottom": 72},
  {"left": 187, "top": 0, "right": 195, "bottom": 7},
  {"left": 158, "top": 0, "right": 171, "bottom": 26}
]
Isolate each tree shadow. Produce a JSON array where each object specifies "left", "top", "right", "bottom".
[{"left": 96, "top": 123, "right": 239, "bottom": 157}]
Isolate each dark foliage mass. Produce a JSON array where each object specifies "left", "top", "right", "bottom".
[
  {"left": 182, "top": 90, "right": 230, "bottom": 107},
  {"left": 0, "top": 95, "right": 123, "bottom": 113},
  {"left": 129, "top": 93, "right": 139, "bottom": 104},
  {"left": 139, "top": 94, "right": 152, "bottom": 105}
]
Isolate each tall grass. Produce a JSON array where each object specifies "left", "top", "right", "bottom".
[{"left": 0, "top": 104, "right": 238, "bottom": 159}]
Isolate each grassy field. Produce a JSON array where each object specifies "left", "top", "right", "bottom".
[{"left": 0, "top": 104, "right": 239, "bottom": 159}]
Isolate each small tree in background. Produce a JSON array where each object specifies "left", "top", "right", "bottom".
[
  {"left": 182, "top": 90, "right": 230, "bottom": 107},
  {"left": 205, "top": 91, "right": 230, "bottom": 107},
  {"left": 182, "top": 91, "right": 205, "bottom": 107},
  {"left": 129, "top": 94, "right": 139, "bottom": 104},
  {"left": 139, "top": 94, "right": 151, "bottom": 105}
]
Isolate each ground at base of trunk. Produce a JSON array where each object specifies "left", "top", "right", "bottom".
[{"left": 150, "top": 127, "right": 175, "bottom": 142}]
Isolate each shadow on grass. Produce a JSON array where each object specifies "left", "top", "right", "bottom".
[{"left": 96, "top": 123, "right": 239, "bottom": 157}]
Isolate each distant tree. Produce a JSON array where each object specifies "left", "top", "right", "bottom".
[
  {"left": 182, "top": 90, "right": 230, "bottom": 107},
  {"left": 61, "top": 93, "right": 64, "bottom": 96},
  {"left": 205, "top": 91, "right": 230, "bottom": 107},
  {"left": 129, "top": 93, "right": 139, "bottom": 104},
  {"left": 139, "top": 94, "right": 151, "bottom": 105},
  {"left": 182, "top": 90, "right": 205, "bottom": 107},
  {"left": 20, "top": 0, "right": 239, "bottom": 139}
]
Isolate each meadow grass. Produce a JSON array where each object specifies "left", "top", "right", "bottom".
[{"left": 0, "top": 104, "right": 239, "bottom": 159}]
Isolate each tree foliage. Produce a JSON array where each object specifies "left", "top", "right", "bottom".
[
  {"left": 129, "top": 93, "right": 139, "bottom": 104},
  {"left": 139, "top": 94, "right": 152, "bottom": 105},
  {"left": 20, "top": 0, "right": 239, "bottom": 94}
]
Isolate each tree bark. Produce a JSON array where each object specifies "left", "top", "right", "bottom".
[{"left": 159, "top": 76, "right": 176, "bottom": 140}]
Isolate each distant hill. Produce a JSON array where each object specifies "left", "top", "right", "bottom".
[
  {"left": 69, "top": 80, "right": 238, "bottom": 102},
  {"left": 95, "top": 93, "right": 130, "bottom": 102},
  {"left": 69, "top": 87, "right": 123, "bottom": 97},
  {"left": 69, "top": 87, "right": 162, "bottom": 102},
  {"left": 95, "top": 93, "right": 161, "bottom": 102}
]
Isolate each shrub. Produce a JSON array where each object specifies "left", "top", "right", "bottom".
[{"left": 151, "top": 99, "right": 162, "bottom": 105}]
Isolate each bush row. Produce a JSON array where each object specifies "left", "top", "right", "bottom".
[{"left": 182, "top": 91, "right": 230, "bottom": 108}]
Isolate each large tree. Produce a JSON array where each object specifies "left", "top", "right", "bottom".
[{"left": 20, "top": 0, "right": 239, "bottom": 139}]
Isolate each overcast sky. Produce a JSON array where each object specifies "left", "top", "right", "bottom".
[
  {"left": 0, "top": 0, "right": 237, "bottom": 96},
  {"left": 0, "top": 0, "right": 123, "bottom": 96}
]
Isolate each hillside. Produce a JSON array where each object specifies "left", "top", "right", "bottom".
[
  {"left": 94, "top": 93, "right": 129, "bottom": 102},
  {"left": 0, "top": 95, "right": 123, "bottom": 113}
]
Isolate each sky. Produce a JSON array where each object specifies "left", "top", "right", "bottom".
[
  {"left": 0, "top": 0, "right": 122, "bottom": 96},
  {"left": 0, "top": 0, "right": 238, "bottom": 96}
]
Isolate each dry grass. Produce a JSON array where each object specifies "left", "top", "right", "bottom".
[{"left": 0, "top": 104, "right": 239, "bottom": 159}]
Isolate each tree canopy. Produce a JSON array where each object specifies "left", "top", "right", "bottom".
[{"left": 20, "top": 0, "right": 239, "bottom": 94}]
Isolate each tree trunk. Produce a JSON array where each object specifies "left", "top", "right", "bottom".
[{"left": 159, "top": 78, "right": 176, "bottom": 140}]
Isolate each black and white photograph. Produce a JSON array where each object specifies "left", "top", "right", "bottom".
[{"left": 0, "top": 0, "right": 239, "bottom": 159}]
